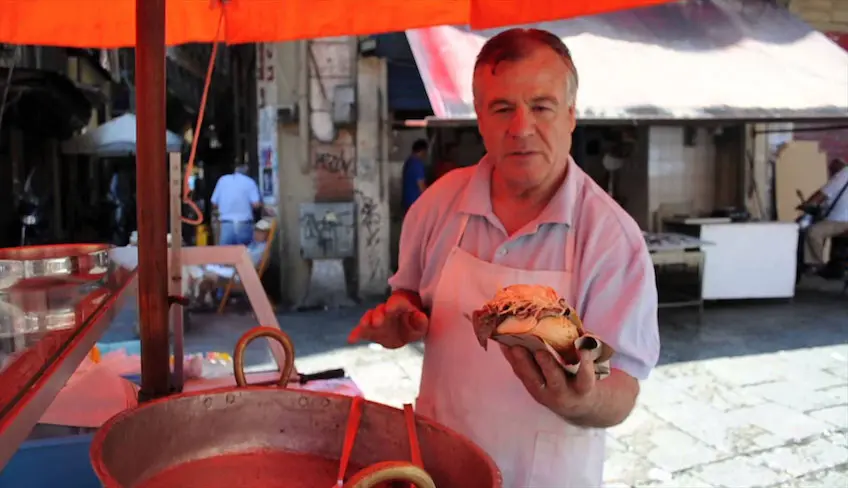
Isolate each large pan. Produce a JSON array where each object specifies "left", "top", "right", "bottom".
[{"left": 90, "top": 326, "right": 502, "bottom": 487}]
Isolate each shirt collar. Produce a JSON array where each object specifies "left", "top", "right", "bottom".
[{"left": 457, "top": 154, "right": 581, "bottom": 227}]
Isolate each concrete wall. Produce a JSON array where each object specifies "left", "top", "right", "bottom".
[
  {"left": 354, "top": 58, "right": 391, "bottom": 298},
  {"left": 261, "top": 41, "right": 313, "bottom": 306},
  {"left": 790, "top": 0, "right": 848, "bottom": 32},
  {"left": 264, "top": 39, "right": 390, "bottom": 306}
]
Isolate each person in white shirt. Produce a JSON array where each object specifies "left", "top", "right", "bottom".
[
  {"left": 802, "top": 158, "right": 848, "bottom": 269},
  {"left": 188, "top": 218, "right": 271, "bottom": 307},
  {"left": 211, "top": 163, "right": 261, "bottom": 245}
]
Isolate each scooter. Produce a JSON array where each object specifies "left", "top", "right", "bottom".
[{"left": 795, "top": 189, "right": 848, "bottom": 289}]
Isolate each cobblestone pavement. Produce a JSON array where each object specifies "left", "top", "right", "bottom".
[{"left": 164, "top": 281, "right": 848, "bottom": 488}]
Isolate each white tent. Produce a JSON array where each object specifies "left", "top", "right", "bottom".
[{"left": 62, "top": 113, "right": 184, "bottom": 157}]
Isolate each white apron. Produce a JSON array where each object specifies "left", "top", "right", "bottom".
[{"left": 415, "top": 214, "right": 605, "bottom": 488}]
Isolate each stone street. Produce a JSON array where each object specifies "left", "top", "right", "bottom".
[{"left": 106, "top": 280, "right": 848, "bottom": 488}]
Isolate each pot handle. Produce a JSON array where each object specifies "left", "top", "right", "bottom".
[
  {"left": 233, "top": 326, "right": 295, "bottom": 388},
  {"left": 344, "top": 461, "right": 436, "bottom": 488}
]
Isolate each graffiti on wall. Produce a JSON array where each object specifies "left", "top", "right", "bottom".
[
  {"left": 299, "top": 202, "right": 356, "bottom": 260},
  {"left": 354, "top": 190, "right": 387, "bottom": 286},
  {"left": 311, "top": 133, "right": 357, "bottom": 201},
  {"left": 256, "top": 42, "right": 278, "bottom": 205},
  {"left": 314, "top": 150, "right": 356, "bottom": 176}
]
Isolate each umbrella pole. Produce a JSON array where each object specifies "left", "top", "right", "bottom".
[{"left": 135, "top": 0, "right": 171, "bottom": 401}]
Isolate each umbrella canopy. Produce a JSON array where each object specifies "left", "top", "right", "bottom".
[
  {"left": 0, "top": 0, "right": 673, "bottom": 48},
  {"left": 61, "top": 113, "right": 184, "bottom": 157}
]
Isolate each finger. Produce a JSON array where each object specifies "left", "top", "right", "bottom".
[
  {"left": 385, "top": 293, "right": 413, "bottom": 314},
  {"left": 406, "top": 309, "right": 429, "bottom": 332},
  {"left": 348, "top": 309, "right": 375, "bottom": 343},
  {"left": 572, "top": 350, "right": 597, "bottom": 395},
  {"left": 535, "top": 350, "right": 568, "bottom": 392},
  {"left": 356, "top": 308, "right": 374, "bottom": 330},
  {"left": 503, "top": 346, "right": 546, "bottom": 393},
  {"left": 370, "top": 304, "right": 386, "bottom": 329},
  {"left": 347, "top": 326, "right": 363, "bottom": 344}
]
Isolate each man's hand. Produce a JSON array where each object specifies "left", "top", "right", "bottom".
[
  {"left": 502, "top": 345, "right": 599, "bottom": 423},
  {"left": 348, "top": 291, "right": 428, "bottom": 349}
]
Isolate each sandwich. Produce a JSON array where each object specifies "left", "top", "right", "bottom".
[{"left": 470, "top": 284, "right": 613, "bottom": 370}]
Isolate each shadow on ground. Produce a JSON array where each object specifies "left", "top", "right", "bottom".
[{"left": 96, "top": 278, "right": 846, "bottom": 370}]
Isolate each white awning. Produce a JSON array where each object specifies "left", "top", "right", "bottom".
[{"left": 407, "top": 0, "right": 848, "bottom": 123}]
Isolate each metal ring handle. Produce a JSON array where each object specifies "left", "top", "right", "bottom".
[
  {"left": 345, "top": 461, "right": 436, "bottom": 488},
  {"left": 233, "top": 326, "right": 295, "bottom": 388}
]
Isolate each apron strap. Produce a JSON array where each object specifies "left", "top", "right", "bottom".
[{"left": 454, "top": 214, "right": 471, "bottom": 248}]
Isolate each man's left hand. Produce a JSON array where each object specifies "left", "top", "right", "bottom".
[{"left": 501, "top": 345, "right": 598, "bottom": 422}]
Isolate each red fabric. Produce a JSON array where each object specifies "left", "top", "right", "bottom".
[
  {"left": 0, "top": 0, "right": 674, "bottom": 48},
  {"left": 825, "top": 31, "right": 848, "bottom": 51}
]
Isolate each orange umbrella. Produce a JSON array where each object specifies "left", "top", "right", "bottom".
[{"left": 1, "top": 0, "right": 673, "bottom": 47}]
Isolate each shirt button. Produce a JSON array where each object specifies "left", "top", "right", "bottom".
[{"left": 497, "top": 248, "right": 508, "bottom": 257}]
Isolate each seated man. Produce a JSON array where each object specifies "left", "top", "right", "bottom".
[
  {"left": 801, "top": 158, "right": 848, "bottom": 273},
  {"left": 188, "top": 218, "right": 271, "bottom": 307}
]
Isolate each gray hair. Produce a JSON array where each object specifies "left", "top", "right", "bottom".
[{"left": 474, "top": 28, "right": 579, "bottom": 105}]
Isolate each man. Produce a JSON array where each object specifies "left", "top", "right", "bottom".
[
  {"left": 211, "top": 162, "right": 261, "bottom": 245},
  {"left": 189, "top": 218, "right": 271, "bottom": 307},
  {"left": 401, "top": 139, "right": 429, "bottom": 213},
  {"left": 801, "top": 157, "right": 848, "bottom": 271},
  {"left": 348, "top": 29, "right": 659, "bottom": 487},
  {"left": 432, "top": 142, "right": 460, "bottom": 183}
]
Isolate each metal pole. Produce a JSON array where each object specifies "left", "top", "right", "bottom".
[
  {"left": 169, "top": 153, "right": 185, "bottom": 392},
  {"left": 136, "top": 0, "right": 171, "bottom": 401}
]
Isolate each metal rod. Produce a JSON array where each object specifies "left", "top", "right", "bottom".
[
  {"left": 169, "top": 153, "right": 185, "bottom": 392},
  {"left": 136, "top": 0, "right": 171, "bottom": 401}
]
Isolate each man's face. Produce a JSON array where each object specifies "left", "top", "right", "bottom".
[{"left": 473, "top": 45, "right": 576, "bottom": 191}]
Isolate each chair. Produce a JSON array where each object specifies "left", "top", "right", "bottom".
[{"left": 216, "top": 218, "right": 277, "bottom": 314}]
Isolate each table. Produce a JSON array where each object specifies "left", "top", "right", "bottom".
[
  {"left": 644, "top": 232, "right": 708, "bottom": 323},
  {"left": 664, "top": 221, "right": 799, "bottom": 300}
]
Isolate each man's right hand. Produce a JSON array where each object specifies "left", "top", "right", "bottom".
[{"left": 347, "top": 291, "right": 428, "bottom": 349}]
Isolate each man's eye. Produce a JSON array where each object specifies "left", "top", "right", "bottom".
[
  {"left": 532, "top": 106, "right": 552, "bottom": 112},
  {"left": 494, "top": 107, "right": 512, "bottom": 114}
]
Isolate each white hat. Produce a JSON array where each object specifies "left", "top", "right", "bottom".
[{"left": 255, "top": 219, "right": 272, "bottom": 231}]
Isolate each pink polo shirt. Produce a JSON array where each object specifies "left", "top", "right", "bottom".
[{"left": 389, "top": 156, "right": 660, "bottom": 380}]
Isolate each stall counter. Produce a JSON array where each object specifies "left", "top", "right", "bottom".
[{"left": 665, "top": 221, "right": 799, "bottom": 300}]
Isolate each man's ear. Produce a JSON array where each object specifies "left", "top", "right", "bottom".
[{"left": 567, "top": 103, "right": 577, "bottom": 134}]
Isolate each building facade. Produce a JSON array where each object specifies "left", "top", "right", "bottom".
[{"left": 259, "top": 39, "right": 391, "bottom": 307}]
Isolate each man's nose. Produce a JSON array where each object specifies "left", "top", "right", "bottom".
[{"left": 506, "top": 107, "right": 534, "bottom": 138}]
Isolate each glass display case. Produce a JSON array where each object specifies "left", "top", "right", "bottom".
[{"left": 0, "top": 245, "right": 137, "bottom": 469}]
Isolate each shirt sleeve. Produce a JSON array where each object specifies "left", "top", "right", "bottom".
[
  {"left": 248, "top": 179, "right": 261, "bottom": 204},
  {"left": 411, "top": 159, "right": 427, "bottom": 183},
  {"left": 577, "top": 235, "right": 660, "bottom": 381},
  {"left": 822, "top": 167, "right": 848, "bottom": 201},
  {"left": 387, "top": 201, "right": 426, "bottom": 294}
]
